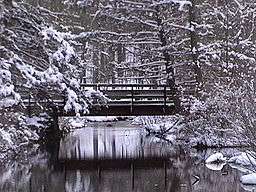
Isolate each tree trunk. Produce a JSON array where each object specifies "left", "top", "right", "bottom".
[
  {"left": 155, "top": 6, "right": 176, "bottom": 89},
  {"left": 189, "top": 0, "right": 203, "bottom": 89}
]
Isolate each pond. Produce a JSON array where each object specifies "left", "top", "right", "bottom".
[{"left": 0, "top": 120, "right": 252, "bottom": 192}]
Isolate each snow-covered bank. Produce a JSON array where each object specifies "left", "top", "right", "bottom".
[
  {"left": 133, "top": 115, "right": 248, "bottom": 148},
  {"left": 60, "top": 116, "right": 127, "bottom": 131},
  {"left": 228, "top": 152, "right": 256, "bottom": 166},
  {"left": 85, "top": 116, "right": 118, "bottom": 122}
]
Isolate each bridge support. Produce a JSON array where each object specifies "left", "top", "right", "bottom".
[
  {"left": 44, "top": 106, "right": 61, "bottom": 161},
  {"left": 49, "top": 106, "right": 60, "bottom": 137}
]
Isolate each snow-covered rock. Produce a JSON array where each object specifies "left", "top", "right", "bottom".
[
  {"left": 205, "top": 152, "right": 226, "bottom": 164},
  {"left": 228, "top": 152, "right": 256, "bottom": 166},
  {"left": 241, "top": 173, "right": 256, "bottom": 185},
  {"left": 206, "top": 162, "right": 226, "bottom": 171}
]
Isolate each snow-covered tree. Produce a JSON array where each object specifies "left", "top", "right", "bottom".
[
  {"left": 0, "top": 0, "right": 108, "bottom": 157},
  {"left": 185, "top": 0, "right": 256, "bottom": 146},
  {"left": 58, "top": 0, "right": 202, "bottom": 89},
  {"left": 0, "top": 0, "right": 107, "bottom": 114}
]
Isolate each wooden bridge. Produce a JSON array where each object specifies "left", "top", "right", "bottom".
[
  {"left": 22, "top": 83, "right": 181, "bottom": 116},
  {"left": 65, "top": 84, "right": 179, "bottom": 116},
  {"left": 66, "top": 84, "right": 178, "bottom": 116}
]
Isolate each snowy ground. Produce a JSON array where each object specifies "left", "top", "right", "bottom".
[
  {"left": 60, "top": 116, "right": 123, "bottom": 131},
  {"left": 132, "top": 115, "right": 248, "bottom": 148},
  {"left": 65, "top": 114, "right": 249, "bottom": 149}
]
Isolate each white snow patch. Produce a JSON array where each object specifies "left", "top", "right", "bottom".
[
  {"left": 0, "top": 129, "right": 13, "bottom": 146},
  {"left": 64, "top": 88, "right": 83, "bottom": 114},
  {"left": 85, "top": 116, "right": 118, "bottom": 122},
  {"left": 25, "top": 116, "right": 45, "bottom": 128},
  {"left": 241, "top": 173, "right": 256, "bottom": 185},
  {"left": 190, "top": 98, "right": 206, "bottom": 113},
  {"left": 166, "top": 134, "right": 176, "bottom": 142},
  {"left": 154, "top": 0, "right": 191, "bottom": 11},
  {"left": 70, "top": 119, "right": 86, "bottom": 128},
  {"left": 241, "top": 184, "right": 256, "bottom": 192},
  {"left": 229, "top": 164, "right": 253, "bottom": 174}
]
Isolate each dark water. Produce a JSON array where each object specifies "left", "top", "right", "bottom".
[{"left": 0, "top": 121, "right": 252, "bottom": 192}]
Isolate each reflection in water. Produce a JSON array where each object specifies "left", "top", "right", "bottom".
[
  {"left": 0, "top": 121, "right": 250, "bottom": 192},
  {"left": 58, "top": 122, "right": 171, "bottom": 160}
]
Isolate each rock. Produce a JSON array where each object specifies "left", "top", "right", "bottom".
[
  {"left": 241, "top": 173, "right": 256, "bottom": 185},
  {"left": 206, "top": 162, "right": 226, "bottom": 171}
]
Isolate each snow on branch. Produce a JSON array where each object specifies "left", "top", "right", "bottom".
[
  {"left": 41, "top": 26, "right": 76, "bottom": 64},
  {"left": 0, "top": 59, "right": 21, "bottom": 108}
]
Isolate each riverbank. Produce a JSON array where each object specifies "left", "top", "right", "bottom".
[
  {"left": 0, "top": 113, "right": 250, "bottom": 162},
  {"left": 132, "top": 115, "right": 249, "bottom": 149}
]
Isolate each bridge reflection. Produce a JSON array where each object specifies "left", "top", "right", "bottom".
[
  {"left": 59, "top": 123, "right": 171, "bottom": 160},
  {"left": 58, "top": 121, "right": 173, "bottom": 170}
]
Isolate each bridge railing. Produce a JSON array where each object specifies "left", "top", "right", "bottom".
[
  {"left": 80, "top": 84, "right": 176, "bottom": 108},
  {"left": 18, "top": 84, "right": 178, "bottom": 115}
]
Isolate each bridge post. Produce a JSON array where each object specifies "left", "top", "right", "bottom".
[
  {"left": 163, "top": 86, "right": 167, "bottom": 114},
  {"left": 45, "top": 105, "right": 61, "bottom": 146},
  {"left": 130, "top": 85, "right": 134, "bottom": 114},
  {"left": 173, "top": 93, "right": 181, "bottom": 113}
]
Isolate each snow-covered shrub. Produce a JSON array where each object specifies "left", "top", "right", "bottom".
[
  {"left": 0, "top": 58, "right": 21, "bottom": 108},
  {"left": 0, "top": 111, "right": 49, "bottom": 160}
]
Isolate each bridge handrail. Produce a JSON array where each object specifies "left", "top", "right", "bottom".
[
  {"left": 20, "top": 83, "right": 179, "bottom": 116},
  {"left": 80, "top": 83, "right": 172, "bottom": 88}
]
